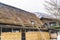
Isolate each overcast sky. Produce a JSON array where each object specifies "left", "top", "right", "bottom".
[{"left": 0, "top": 0, "right": 49, "bottom": 13}]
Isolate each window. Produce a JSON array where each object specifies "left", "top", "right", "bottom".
[
  {"left": 13, "top": 28, "right": 20, "bottom": 32},
  {"left": 50, "top": 22, "right": 56, "bottom": 27},
  {"left": 2, "top": 28, "right": 12, "bottom": 32},
  {"left": 26, "top": 29, "right": 39, "bottom": 32},
  {"left": 44, "top": 23, "right": 48, "bottom": 27},
  {"left": 31, "top": 20, "right": 35, "bottom": 25}
]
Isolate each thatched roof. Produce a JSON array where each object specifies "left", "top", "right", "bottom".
[{"left": 0, "top": 3, "right": 43, "bottom": 27}]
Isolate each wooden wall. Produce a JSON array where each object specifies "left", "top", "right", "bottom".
[
  {"left": 26, "top": 32, "right": 50, "bottom": 40},
  {"left": 0, "top": 31, "right": 50, "bottom": 40},
  {"left": 2, "top": 32, "right": 21, "bottom": 40}
]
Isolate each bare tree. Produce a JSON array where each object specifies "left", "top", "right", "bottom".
[{"left": 44, "top": 0, "right": 60, "bottom": 19}]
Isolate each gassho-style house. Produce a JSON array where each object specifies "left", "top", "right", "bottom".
[
  {"left": 0, "top": 3, "right": 51, "bottom": 40},
  {"left": 40, "top": 14, "right": 60, "bottom": 40}
]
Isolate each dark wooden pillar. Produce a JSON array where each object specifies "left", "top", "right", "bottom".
[
  {"left": 0, "top": 27, "right": 2, "bottom": 40},
  {"left": 0, "top": 27, "right": 1, "bottom": 40},
  {"left": 21, "top": 28, "right": 26, "bottom": 40}
]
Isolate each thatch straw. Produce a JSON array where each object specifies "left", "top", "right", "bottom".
[{"left": 0, "top": 3, "right": 43, "bottom": 27}]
